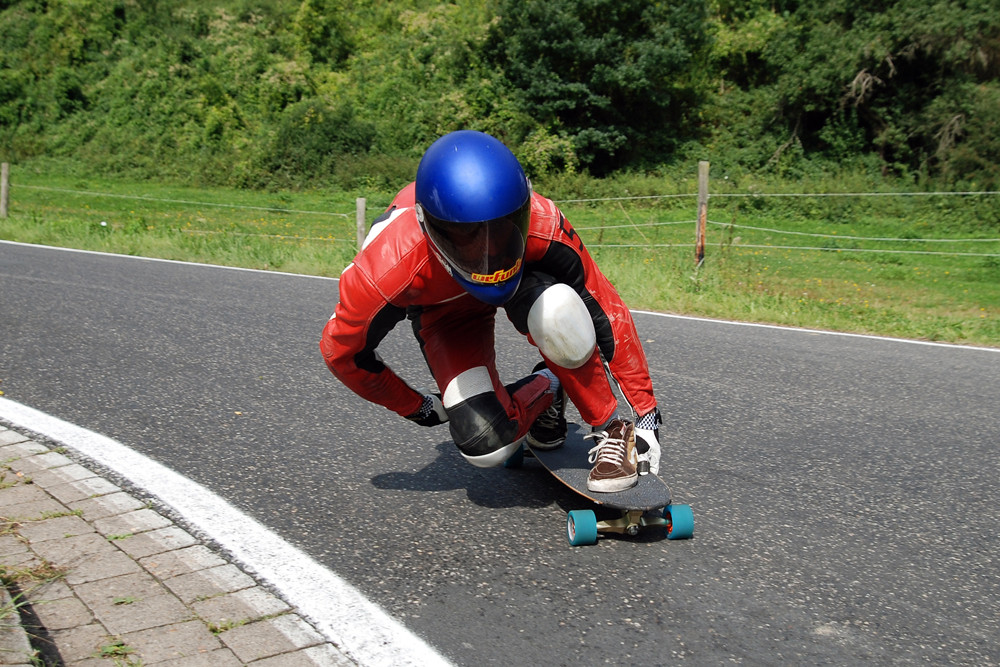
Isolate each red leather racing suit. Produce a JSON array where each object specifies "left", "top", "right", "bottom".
[{"left": 320, "top": 182, "right": 656, "bottom": 457}]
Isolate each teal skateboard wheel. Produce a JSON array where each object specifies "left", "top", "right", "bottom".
[
  {"left": 664, "top": 504, "right": 694, "bottom": 540},
  {"left": 567, "top": 509, "right": 598, "bottom": 546}
]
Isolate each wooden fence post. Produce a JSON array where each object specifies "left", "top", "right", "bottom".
[
  {"left": 356, "top": 197, "right": 366, "bottom": 248},
  {"left": 696, "top": 160, "right": 709, "bottom": 267},
  {"left": 1, "top": 163, "right": 9, "bottom": 219}
]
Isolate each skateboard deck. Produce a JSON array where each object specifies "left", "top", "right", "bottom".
[{"left": 508, "top": 424, "right": 694, "bottom": 545}]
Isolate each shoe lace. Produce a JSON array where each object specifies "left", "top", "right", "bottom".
[
  {"left": 534, "top": 391, "right": 563, "bottom": 430},
  {"left": 535, "top": 405, "right": 561, "bottom": 430},
  {"left": 585, "top": 430, "right": 627, "bottom": 466}
]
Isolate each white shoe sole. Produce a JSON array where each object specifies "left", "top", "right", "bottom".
[{"left": 586, "top": 473, "right": 638, "bottom": 493}]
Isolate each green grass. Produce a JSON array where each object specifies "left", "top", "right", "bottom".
[{"left": 2, "top": 162, "right": 998, "bottom": 347}]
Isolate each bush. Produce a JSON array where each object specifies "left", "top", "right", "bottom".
[{"left": 249, "top": 99, "right": 376, "bottom": 188}]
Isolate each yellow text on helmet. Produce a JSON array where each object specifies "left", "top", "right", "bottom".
[{"left": 471, "top": 258, "right": 522, "bottom": 284}]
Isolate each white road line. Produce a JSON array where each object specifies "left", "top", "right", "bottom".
[
  {"left": 0, "top": 239, "right": 336, "bottom": 281},
  {"left": 0, "top": 397, "right": 452, "bottom": 667},
  {"left": 633, "top": 310, "right": 1000, "bottom": 353},
  {"left": 4, "top": 240, "right": 995, "bottom": 352}
]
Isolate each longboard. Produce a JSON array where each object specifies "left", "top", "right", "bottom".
[{"left": 507, "top": 424, "right": 694, "bottom": 545}]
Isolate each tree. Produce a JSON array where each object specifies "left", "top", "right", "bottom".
[
  {"left": 293, "top": 0, "right": 352, "bottom": 67},
  {"left": 485, "top": 0, "right": 708, "bottom": 175},
  {"left": 756, "top": 0, "right": 1000, "bottom": 181}
]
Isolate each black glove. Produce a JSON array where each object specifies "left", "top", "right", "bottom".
[{"left": 405, "top": 393, "right": 449, "bottom": 427}]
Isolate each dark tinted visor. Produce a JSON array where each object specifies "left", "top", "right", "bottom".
[{"left": 423, "top": 197, "right": 530, "bottom": 285}]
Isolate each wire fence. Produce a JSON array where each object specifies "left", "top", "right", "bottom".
[
  {"left": 555, "top": 189, "right": 1000, "bottom": 259},
  {"left": 15, "top": 183, "right": 350, "bottom": 218},
  {"left": 5, "top": 179, "right": 352, "bottom": 245},
  {"left": 3, "top": 168, "right": 1000, "bottom": 259}
]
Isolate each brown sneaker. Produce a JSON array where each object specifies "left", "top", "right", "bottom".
[{"left": 585, "top": 419, "right": 638, "bottom": 492}]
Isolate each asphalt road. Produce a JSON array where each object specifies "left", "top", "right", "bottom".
[{"left": 2, "top": 240, "right": 999, "bottom": 665}]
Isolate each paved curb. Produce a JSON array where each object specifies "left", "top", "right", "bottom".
[{"left": 0, "top": 424, "right": 356, "bottom": 666}]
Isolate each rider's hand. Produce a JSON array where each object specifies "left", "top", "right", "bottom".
[{"left": 405, "top": 393, "right": 449, "bottom": 427}]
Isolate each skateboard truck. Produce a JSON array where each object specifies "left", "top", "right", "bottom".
[
  {"left": 609, "top": 509, "right": 658, "bottom": 536},
  {"left": 567, "top": 506, "right": 694, "bottom": 546}
]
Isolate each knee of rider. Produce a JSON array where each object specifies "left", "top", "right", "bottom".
[
  {"left": 447, "top": 399, "right": 521, "bottom": 468},
  {"left": 527, "top": 283, "right": 596, "bottom": 369},
  {"left": 441, "top": 367, "right": 522, "bottom": 468}
]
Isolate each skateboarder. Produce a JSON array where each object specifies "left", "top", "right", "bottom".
[{"left": 321, "top": 130, "right": 662, "bottom": 492}]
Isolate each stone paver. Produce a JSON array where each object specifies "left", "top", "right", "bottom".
[
  {"left": 27, "top": 463, "right": 96, "bottom": 488},
  {"left": 46, "top": 477, "right": 122, "bottom": 504},
  {"left": 163, "top": 564, "right": 257, "bottom": 604},
  {"left": 94, "top": 507, "right": 173, "bottom": 536},
  {"left": 0, "top": 425, "right": 355, "bottom": 666},
  {"left": 219, "top": 615, "right": 326, "bottom": 663},
  {"left": 191, "top": 585, "right": 291, "bottom": 626},
  {"left": 0, "top": 587, "right": 35, "bottom": 665},
  {"left": 16, "top": 514, "right": 94, "bottom": 543},
  {"left": 139, "top": 544, "right": 227, "bottom": 579},
  {"left": 68, "top": 491, "right": 147, "bottom": 522},
  {"left": 114, "top": 525, "right": 200, "bottom": 559},
  {"left": 119, "top": 619, "right": 224, "bottom": 663}
]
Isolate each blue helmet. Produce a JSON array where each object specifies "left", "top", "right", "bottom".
[{"left": 415, "top": 130, "right": 532, "bottom": 306}]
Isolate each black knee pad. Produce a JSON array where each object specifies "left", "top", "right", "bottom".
[{"left": 448, "top": 393, "right": 519, "bottom": 466}]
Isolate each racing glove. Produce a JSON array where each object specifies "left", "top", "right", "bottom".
[{"left": 405, "top": 393, "right": 449, "bottom": 427}]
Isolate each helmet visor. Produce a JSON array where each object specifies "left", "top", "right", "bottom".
[{"left": 422, "top": 197, "right": 531, "bottom": 286}]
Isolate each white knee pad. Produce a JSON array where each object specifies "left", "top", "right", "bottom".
[{"left": 526, "top": 283, "right": 596, "bottom": 369}]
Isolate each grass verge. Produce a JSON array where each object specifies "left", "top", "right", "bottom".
[{"left": 2, "top": 164, "right": 998, "bottom": 347}]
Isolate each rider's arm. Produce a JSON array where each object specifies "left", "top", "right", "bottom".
[{"left": 320, "top": 263, "right": 425, "bottom": 418}]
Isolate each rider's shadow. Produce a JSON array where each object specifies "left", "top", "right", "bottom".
[{"left": 370, "top": 440, "right": 555, "bottom": 509}]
